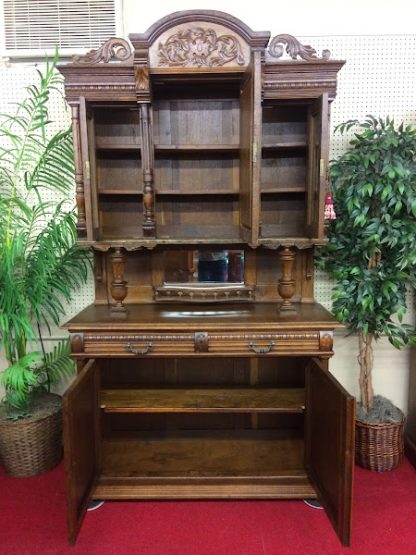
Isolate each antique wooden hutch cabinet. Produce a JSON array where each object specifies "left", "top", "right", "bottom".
[{"left": 59, "top": 10, "right": 354, "bottom": 546}]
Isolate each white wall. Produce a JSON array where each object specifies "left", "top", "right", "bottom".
[
  {"left": 122, "top": 0, "right": 416, "bottom": 36},
  {"left": 1, "top": 1, "right": 415, "bottom": 410}
]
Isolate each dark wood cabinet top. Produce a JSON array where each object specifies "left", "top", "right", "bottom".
[{"left": 64, "top": 302, "right": 342, "bottom": 331}]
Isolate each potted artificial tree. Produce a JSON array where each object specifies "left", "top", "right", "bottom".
[
  {"left": 318, "top": 115, "right": 416, "bottom": 471},
  {"left": 0, "top": 53, "right": 89, "bottom": 476}
]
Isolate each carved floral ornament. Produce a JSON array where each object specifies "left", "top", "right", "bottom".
[
  {"left": 268, "top": 34, "right": 331, "bottom": 61},
  {"left": 70, "top": 32, "right": 329, "bottom": 66},
  {"left": 157, "top": 27, "right": 245, "bottom": 68},
  {"left": 72, "top": 37, "right": 133, "bottom": 65}
]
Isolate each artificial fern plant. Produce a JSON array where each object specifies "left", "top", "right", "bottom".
[
  {"left": 317, "top": 116, "right": 416, "bottom": 416},
  {"left": 0, "top": 52, "right": 89, "bottom": 417}
]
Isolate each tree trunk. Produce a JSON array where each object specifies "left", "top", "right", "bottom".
[{"left": 357, "top": 331, "right": 374, "bottom": 411}]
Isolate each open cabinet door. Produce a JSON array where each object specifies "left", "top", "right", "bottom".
[
  {"left": 239, "top": 51, "right": 262, "bottom": 245},
  {"left": 305, "top": 94, "right": 329, "bottom": 241},
  {"left": 63, "top": 359, "right": 99, "bottom": 545},
  {"left": 305, "top": 358, "right": 355, "bottom": 546}
]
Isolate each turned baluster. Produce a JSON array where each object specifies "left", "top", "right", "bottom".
[
  {"left": 278, "top": 247, "right": 296, "bottom": 312},
  {"left": 110, "top": 248, "right": 128, "bottom": 312},
  {"left": 70, "top": 103, "right": 87, "bottom": 236}
]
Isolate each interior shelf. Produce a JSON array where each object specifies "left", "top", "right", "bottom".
[
  {"left": 155, "top": 144, "right": 240, "bottom": 153},
  {"left": 261, "top": 186, "right": 305, "bottom": 193},
  {"left": 155, "top": 189, "right": 239, "bottom": 196},
  {"left": 101, "top": 388, "right": 305, "bottom": 413},
  {"left": 100, "top": 431, "right": 307, "bottom": 479},
  {"left": 96, "top": 141, "right": 141, "bottom": 151},
  {"left": 98, "top": 189, "right": 142, "bottom": 195},
  {"left": 262, "top": 142, "right": 307, "bottom": 150}
]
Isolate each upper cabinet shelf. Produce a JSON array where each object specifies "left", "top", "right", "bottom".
[
  {"left": 155, "top": 144, "right": 240, "bottom": 152},
  {"left": 58, "top": 11, "right": 344, "bottom": 245}
]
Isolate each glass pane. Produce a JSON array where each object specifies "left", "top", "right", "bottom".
[{"left": 164, "top": 250, "right": 244, "bottom": 284}]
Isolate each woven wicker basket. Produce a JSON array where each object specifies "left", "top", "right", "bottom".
[
  {"left": 0, "top": 393, "right": 62, "bottom": 477},
  {"left": 355, "top": 416, "right": 405, "bottom": 472}
]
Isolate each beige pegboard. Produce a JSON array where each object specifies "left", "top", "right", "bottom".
[{"left": 0, "top": 64, "right": 95, "bottom": 337}]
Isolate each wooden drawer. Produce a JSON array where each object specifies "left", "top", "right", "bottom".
[
  {"left": 207, "top": 331, "right": 324, "bottom": 356},
  {"left": 72, "top": 332, "right": 195, "bottom": 357},
  {"left": 70, "top": 330, "right": 332, "bottom": 357}
]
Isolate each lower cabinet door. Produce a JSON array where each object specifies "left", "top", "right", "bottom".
[
  {"left": 63, "top": 359, "right": 99, "bottom": 545},
  {"left": 305, "top": 358, "right": 355, "bottom": 546}
]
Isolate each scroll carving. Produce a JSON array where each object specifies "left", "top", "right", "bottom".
[
  {"left": 72, "top": 38, "right": 133, "bottom": 65},
  {"left": 158, "top": 27, "right": 245, "bottom": 67},
  {"left": 269, "top": 34, "right": 330, "bottom": 61}
]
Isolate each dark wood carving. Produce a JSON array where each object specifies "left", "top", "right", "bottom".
[
  {"left": 139, "top": 103, "right": 155, "bottom": 236},
  {"left": 268, "top": 34, "right": 330, "bottom": 61},
  {"left": 194, "top": 332, "right": 209, "bottom": 352},
  {"left": 70, "top": 104, "right": 86, "bottom": 236},
  {"left": 59, "top": 10, "right": 349, "bottom": 548},
  {"left": 110, "top": 248, "right": 128, "bottom": 312},
  {"left": 319, "top": 332, "right": 334, "bottom": 352},
  {"left": 158, "top": 27, "right": 245, "bottom": 67},
  {"left": 278, "top": 248, "right": 296, "bottom": 311},
  {"left": 70, "top": 333, "right": 84, "bottom": 354},
  {"left": 134, "top": 64, "right": 150, "bottom": 96},
  {"left": 154, "top": 285, "right": 254, "bottom": 303},
  {"left": 72, "top": 37, "right": 133, "bottom": 65}
]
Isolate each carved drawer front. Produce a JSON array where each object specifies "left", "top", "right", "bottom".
[
  {"left": 207, "top": 331, "right": 330, "bottom": 356},
  {"left": 71, "top": 330, "right": 332, "bottom": 357},
  {"left": 77, "top": 333, "right": 195, "bottom": 357}
]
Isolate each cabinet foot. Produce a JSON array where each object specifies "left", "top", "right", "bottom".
[
  {"left": 303, "top": 498, "right": 323, "bottom": 509},
  {"left": 87, "top": 500, "right": 105, "bottom": 512}
]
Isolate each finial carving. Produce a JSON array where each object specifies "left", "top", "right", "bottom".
[
  {"left": 158, "top": 27, "right": 245, "bottom": 67},
  {"left": 72, "top": 37, "right": 133, "bottom": 65},
  {"left": 269, "top": 34, "right": 330, "bottom": 61}
]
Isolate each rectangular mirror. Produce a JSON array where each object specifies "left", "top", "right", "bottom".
[
  {"left": 155, "top": 248, "right": 253, "bottom": 302},
  {"left": 164, "top": 249, "right": 244, "bottom": 284}
]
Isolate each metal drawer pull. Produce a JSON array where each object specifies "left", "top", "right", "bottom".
[
  {"left": 126, "top": 342, "right": 153, "bottom": 355},
  {"left": 247, "top": 340, "right": 275, "bottom": 354}
]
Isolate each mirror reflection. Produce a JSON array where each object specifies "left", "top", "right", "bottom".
[{"left": 164, "top": 249, "right": 244, "bottom": 284}]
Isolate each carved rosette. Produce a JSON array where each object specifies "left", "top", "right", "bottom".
[
  {"left": 70, "top": 333, "right": 85, "bottom": 354},
  {"left": 268, "top": 34, "right": 330, "bottom": 61},
  {"left": 72, "top": 37, "right": 133, "bottom": 65},
  {"left": 319, "top": 332, "right": 334, "bottom": 352},
  {"left": 158, "top": 27, "right": 245, "bottom": 67}
]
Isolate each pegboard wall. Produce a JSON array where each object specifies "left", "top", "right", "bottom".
[{"left": 1, "top": 34, "right": 415, "bottom": 328}]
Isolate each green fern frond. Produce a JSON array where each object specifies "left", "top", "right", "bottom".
[{"left": 40, "top": 339, "right": 75, "bottom": 387}]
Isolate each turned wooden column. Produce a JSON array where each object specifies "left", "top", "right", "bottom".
[
  {"left": 110, "top": 248, "right": 128, "bottom": 312},
  {"left": 140, "top": 102, "right": 155, "bottom": 236},
  {"left": 278, "top": 247, "right": 296, "bottom": 312},
  {"left": 135, "top": 63, "right": 155, "bottom": 237},
  {"left": 70, "top": 103, "right": 87, "bottom": 237}
]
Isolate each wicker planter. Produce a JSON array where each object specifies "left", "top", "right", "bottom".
[
  {"left": 0, "top": 392, "right": 62, "bottom": 477},
  {"left": 355, "top": 415, "right": 405, "bottom": 472}
]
